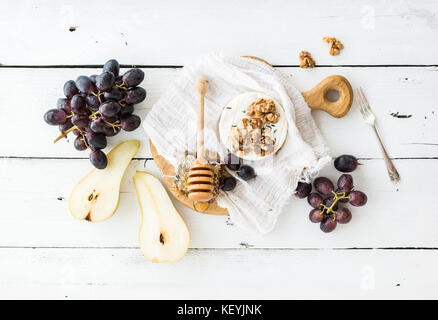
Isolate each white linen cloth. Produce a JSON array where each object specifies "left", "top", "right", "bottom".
[{"left": 144, "top": 54, "right": 330, "bottom": 234}]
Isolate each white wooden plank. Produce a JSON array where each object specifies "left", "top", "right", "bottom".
[
  {"left": 1, "top": 0, "right": 438, "bottom": 65},
  {"left": 0, "top": 67, "right": 437, "bottom": 158},
  {"left": 1, "top": 157, "right": 437, "bottom": 248},
  {"left": 0, "top": 247, "right": 436, "bottom": 299}
]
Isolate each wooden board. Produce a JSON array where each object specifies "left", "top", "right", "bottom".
[
  {"left": 150, "top": 141, "right": 228, "bottom": 215},
  {"left": 151, "top": 71, "right": 353, "bottom": 215}
]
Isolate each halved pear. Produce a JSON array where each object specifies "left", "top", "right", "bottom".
[
  {"left": 133, "top": 171, "right": 190, "bottom": 263},
  {"left": 69, "top": 140, "right": 140, "bottom": 222}
]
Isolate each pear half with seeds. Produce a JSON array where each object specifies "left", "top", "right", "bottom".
[
  {"left": 69, "top": 140, "right": 140, "bottom": 222},
  {"left": 133, "top": 171, "right": 190, "bottom": 263}
]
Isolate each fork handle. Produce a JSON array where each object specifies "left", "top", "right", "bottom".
[{"left": 372, "top": 125, "right": 400, "bottom": 182}]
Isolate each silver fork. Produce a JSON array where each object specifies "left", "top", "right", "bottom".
[{"left": 356, "top": 88, "right": 400, "bottom": 182}]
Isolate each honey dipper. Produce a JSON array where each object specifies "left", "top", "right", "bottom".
[{"left": 187, "top": 76, "right": 214, "bottom": 202}]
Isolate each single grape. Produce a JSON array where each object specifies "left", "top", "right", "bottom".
[
  {"left": 44, "top": 109, "right": 67, "bottom": 125},
  {"left": 90, "top": 117, "right": 107, "bottom": 133},
  {"left": 96, "top": 71, "right": 115, "bottom": 92},
  {"left": 125, "top": 87, "right": 146, "bottom": 104},
  {"left": 334, "top": 155, "right": 359, "bottom": 172},
  {"left": 70, "top": 94, "right": 87, "bottom": 114},
  {"left": 314, "top": 177, "right": 334, "bottom": 195},
  {"left": 222, "top": 176, "right": 237, "bottom": 191},
  {"left": 63, "top": 80, "right": 79, "bottom": 99},
  {"left": 335, "top": 188, "right": 350, "bottom": 203},
  {"left": 59, "top": 118, "right": 73, "bottom": 133},
  {"left": 309, "top": 208, "right": 324, "bottom": 223},
  {"left": 349, "top": 191, "right": 367, "bottom": 206},
  {"left": 57, "top": 98, "right": 72, "bottom": 114},
  {"left": 85, "top": 131, "right": 107, "bottom": 150},
  {"left": 57, "top": 98, "right": 68, "bottom": 108},
  {"left": 307, "top": 193, "right": 323, "bottom": 209},
  {"left": 225, "top": 152, "right": 241, "bottom": 171},
  {"left": 115, "top": 75, "right": 123, "bottom": 85},
  {"left": 320, "top": 217, "right": 337, "bottom": 233},
  {"left": 76, "top": 76, "right": 96, "bottom": 94},
  {"left": 100, "top": 101, "right": 121, "bottom": 117},
  {"left": 89, "top": 74, "right": 98, "bottom": 84},
  {"left": 86, "top": 94, "right": 101, "bottom": 110},
  {"left": 104, "top": 87, "right": 124, "bottom": 101},
  {"left": 237, "top": 165, "right": 256, "bottom": 181},
  {"left": 122, "top": 68, "right": 145, "bottom": 87},
  {"left": 323, "top": 195, "right": 339, "bottom": 211},
  {"left": 72, "top": 128, "right": 82, "bottom": 136},
  {"left": 337, "top": 174, "right": 354, "bottom": 192},
  {"left": 119, "top": 104, "right": 134, "bottom": 117},
  {"left": 336, "top": 207, "right": 352, "bottom": 224},
  {"left": 74, "top": 136, "right": 87, "bottom": 151},
  {"left": 121, "top": 114, "right": 141, "bottom": 131},
  {"left": 71, "top": 114, "right": 90, "bottom": 129},
  {"left": 101, "top": 113, "right": 119, "bottom": 123},
  {"left": 90, "top": 150, "right": 107, "bottom": 169},
  {"left": 295, "top": 182, "right": 312, "bottom": 199},
  {"left": 102, "top": 125, "right": 120, "bottom": 137},
  {"left": 102, "top": 59, "right": 120, "bottom": 77}
]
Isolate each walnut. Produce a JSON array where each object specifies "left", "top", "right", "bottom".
[
  {"left": 229, "top": 97, "right": 281, "bottom": 157},
  {"left": 246, "top": 109, "right": 263, "bottom": 119},
  {"left": 263, "top": 112, "right": 280, "bottom": 124},
  {"left": 246, "top": 98, "right": 275, "bottom": 118},
  {"left": 246, "top": 103, "right": 258, "bottom": 117},
  {"left": 323, "top": 37, "right": 344, "bottom": 56},
  {"left": 249, "top": 118, "right": 263, "bottom": 129},
  {"left": 258, "top": 99, "right": 276, "bottom": 113},
  {"left": 299, "top": 51, "right": 315, "bottom": 69}
]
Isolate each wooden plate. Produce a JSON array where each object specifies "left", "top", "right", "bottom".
[
  {"left": 151, "top": 57, "right": 353, "bottom": 215},
  {"left": 150, "top": 141, "right": 228, "bottom": 215}
]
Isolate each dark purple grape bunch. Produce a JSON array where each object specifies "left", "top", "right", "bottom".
[
  {"left": 43, "top": 59, "right": 146, "bottom": 169},
  {"left": 220, "top": 152, "right": 256, "bottom": 192},
  {"left": 294, "top": 154, "right": 367, "bottom": 233}
]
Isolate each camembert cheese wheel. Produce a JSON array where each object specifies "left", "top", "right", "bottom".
[{"left": 219, "top": 92, "right": 288, "bottom": 161}]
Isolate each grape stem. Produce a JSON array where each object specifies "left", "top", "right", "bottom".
[
  {"left": 103, "top": 119, "right": 122, "bottom": 133},
  {"left": 92, "top": 91, "right": 104, "bottom": 104},
  {"left": 80, "top": 133, "right": 92, "bottom": 151},
  {"left": 89, "top": 110, "right": 100, "bottom": 119},
  {"left": 118, "top": 98, "right": 127, "bottom": 107},
  {"left": 115, "top": 82, "right": 128, "bottom": 90},
  {"left": 320, "top": 190, "right": 351, "bottom": 218},
  {"left": 53, "top": 125, "right": 78, "bottom": 143}
]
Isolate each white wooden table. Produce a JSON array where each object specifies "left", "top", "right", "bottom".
[{"left": 1, "top": 0, "right": 437, "bottom": 299}]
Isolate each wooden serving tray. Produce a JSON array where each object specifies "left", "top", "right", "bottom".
[{"left": 151, "top": 63, "right": 353, "bottom": 215}]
